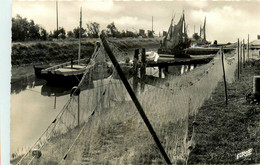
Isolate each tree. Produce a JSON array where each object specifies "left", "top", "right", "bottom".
[
  {"left": 12, "top": 15, "right": 29, "bottom": 41},
  {"left": 11, "top": 15, "right": 48, "bottom": 41},
  {"left": 121, "top": 30, "right": 126, "bottom": 38},
  {"left": 67, "top": 31, "right": 74, "bottom": 38},
  {"left": 28, "top": 20, "right": 40, "bottom": 40},
  {"left": 86, "top": 22, "right": 100, "bottom": 38},
  {"left": 106, "top": 22, "right": 118, "bottom": 37},
  {"left": 39, "top": 27, "right": 48, "bottom": 40},
  {"left": 73, "top": 27, "right": 86, "bottom": 38},
  {"left": 53, "top": 27, "right": 66, "bottom": 39}
]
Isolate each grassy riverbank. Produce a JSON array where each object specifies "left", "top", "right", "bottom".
[
  {"left": 11, "top": 37, "right": 161, "bottom": 66},
  {"left": 11, "top": 37, "right": 161, "bottom": 82},
  {"left": 188, "top": 59, "right": 260, "bottom": 164}
]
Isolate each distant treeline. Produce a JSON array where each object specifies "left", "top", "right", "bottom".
[{"left": 12, "top": 15, "right": 155, "bottom": 42}]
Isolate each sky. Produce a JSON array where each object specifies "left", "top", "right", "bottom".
[{"left": 12, "top": 0, "right": 260, "bottom": 43}]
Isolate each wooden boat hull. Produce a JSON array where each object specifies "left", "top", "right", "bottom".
[
  {"left": 185, "top": 47, "right": 233, "bottom": 55},
  {"left": 34, "top": 65, "right": 50, "bottom": 78},
  {"left": 157, "top": 48, "right": 190, "bottom": 58},
  {"left": 41, "top": 72, "right": 85, "bottom": 86},
  {"left": 40, "top": 58, "right": 94, "bottom": 86},
  {"left": 146, "top": 54, "right": 214, "bottom": 67}
]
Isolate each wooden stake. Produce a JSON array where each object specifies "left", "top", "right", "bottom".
[
  {"left": 54, "top": 96, "right": 56, "bottom": 109},
  {"left": 140, "top": 48, "right": 146, "bottom": 79},
  {"left": 133, "top": 49, "right": 139, "bottom": 94},
  {"left": 221, "top": 47, "right": 228, "bottom": 105},
  {"left": 100, "top": 34, "right": 172, "bottom": 164},
  {"left": 78, "top": 94, "right": 80, "bottom": 126},
  {"left": 248, "top": 34, "right": 250, "bottom": 62},
  {"left": 241, "top": 41, "right": 243, "bottom": 68},
  {"left": 237, "top": 39, "right": 240, "bottom": 80},
  {"left": 243, "top": 39, "right": 245, "bottom": 68},
  {"left": 159, "top": 66, "right": 162, "bottom": 78}
]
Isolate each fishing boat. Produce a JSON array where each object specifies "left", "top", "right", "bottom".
[
  {"left": 185, "top": 45, "right": 235, "bottom": 55},
  {"left": 34, "top": 64, "right": 51, "bottom": 78},
  {"left": 157, "top": 11, "right": 190, "bottom": 58},
  {"left": 40, "top": 58, "right": 96, "bottom": 86},
  {"left": 41, "top": 8, "right": 97, "bottom": 86},
  {"left": 185, "top": 18, "right": 234, "bottom": 56}
]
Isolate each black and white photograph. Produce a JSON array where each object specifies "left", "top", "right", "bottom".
[{"left": 6, "top": 0, "right": 260, "bottom": 164}]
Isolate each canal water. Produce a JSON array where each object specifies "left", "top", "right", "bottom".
[
  {"left": 10, "top": 66, "right": 195, "bottom": 155},
  {"left": 10, "top": 50, "right": 237, "bottom": 158}
]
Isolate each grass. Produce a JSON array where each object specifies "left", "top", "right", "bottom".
[
  {"left": 11, "top": 37, "right": 161, "bottom": 66},
  {"left": 188, "top": 59, "right": 260, "bottom": 164}
]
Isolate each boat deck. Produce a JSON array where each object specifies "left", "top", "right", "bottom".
[{"left": 54, "top": 65, "right": 87, "bottom": 74}]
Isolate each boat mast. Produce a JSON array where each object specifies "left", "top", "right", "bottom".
[
  {"left": 78, "top": 7, "right": 82, "bottom": 65},
  {"left": 152, "top": 16, "right": 154, "bottom": 36},
  {"left": 203, "top": 17, "right": 206, "bottom": 41},
  {"left": 56, "top": 0, "right": 58, "bottom": 39}
]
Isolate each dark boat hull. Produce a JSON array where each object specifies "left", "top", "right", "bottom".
[
  {"left": 185, "top": 47, "right": 233, "bottom": 55},
  {"left": 157, "top": 48, "right": 190, "bottom": 58},
  {"left": 34, "top": 65, "right": 51, "bottom": 78},
  {"left": 41, "top": 73, "right": 84, "bottom": 86}
]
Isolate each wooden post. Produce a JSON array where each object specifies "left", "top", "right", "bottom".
[
  {"left": 100, "top": 34, "right": 172, "bottom": 164},
  {"left": 140, "top": 48, "right": 146, "bottom": 78},
  {"left": 221, "top": 47, "right": 228, "bottom": 105},
  {"left": 253, "top": 76, "right": 260, "bottom": 100},
  {"left": 54, "top": 96, "right": 56, "bottom": 109},
  {"left": 164, "top": 66, "right": 168, "bottom": 78},
  {"left": 140, "top": 48, "right": 146, "bottom": 92},
  {"left": 237, "top": 39, "right": 240, "bottom": 80},
  {"left": 243, "top": 39, "right": 245, "bottom": 68},
  {"left": 71, "top": 86, "right": 81, "bottom": 126},
  {"left": 133, "top": 49, "right": 139, "bottom": 94},
  {"left": 248, "top": 34, "right": 250, "bottom": 62},
  {"left": 239, "top": 40, "right": 243, "bottom": 73},
  {"left": 134, "top": 49, "right": 139, "bottom": 60},
  {"left": 78, "top": 94, "right": 80, "bottom": 126},
  {"left": 159, "top": 66, "right": 162, "bottom": 78},
  {"left": 165, "top": 66, "right": 168, "bottom": 73}
]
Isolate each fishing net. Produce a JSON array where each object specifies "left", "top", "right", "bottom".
[{"left": 15, "top": 40, "right": 238, "bottom": 165}]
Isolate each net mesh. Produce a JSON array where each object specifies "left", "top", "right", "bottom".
[{"left": 16, "top": 42, "right": 238, "bottom": 165}]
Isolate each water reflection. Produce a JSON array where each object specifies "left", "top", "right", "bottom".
[
  {"left": 41, "top": 81, "right": 95, "bottom": 97},
  {"left": 10, "top": 62, "right": 198, "bottom": 157},
  {"left": 11, "top": 64, "right": 195, "bottom": 96},
  {"left": 145, "top": 64, "right": 197, "bottom": 79},
  {"left": 11, "top": 76, "right": 46, "bottom": 94}
]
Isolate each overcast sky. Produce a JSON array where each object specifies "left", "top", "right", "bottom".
[{"left": 12, "top": 0, "right": 260, "bottom": 43}]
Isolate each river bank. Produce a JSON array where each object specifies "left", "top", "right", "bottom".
[
  {"left": 11, "top": 37, "right": 160, "bottom": 83},
  {"left": 188, "top": 59, "right": 260, "bottom": 164}
]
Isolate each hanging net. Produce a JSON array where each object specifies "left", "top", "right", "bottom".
[{"left": 15, "top": 39, "right": 238, "bottom": 165}]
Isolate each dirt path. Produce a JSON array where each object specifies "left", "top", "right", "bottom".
[{"left": 188, "top": 60, "right": 260, "bottom": 164}]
